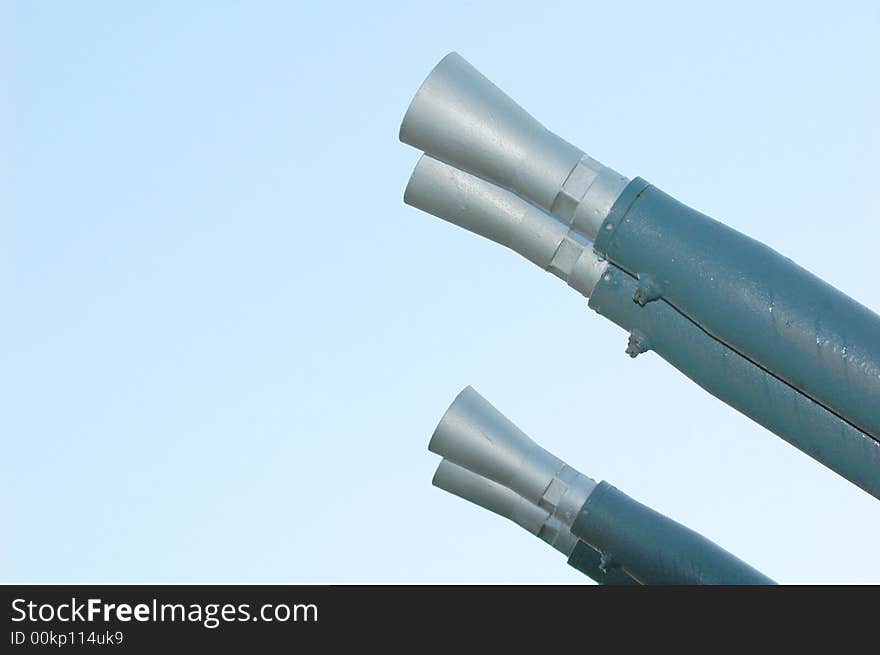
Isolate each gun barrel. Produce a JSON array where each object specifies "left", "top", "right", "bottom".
[
  {"left": 401, "top": 53, "right": 880, "bottom": 492},
  {"left": 433, "top": 459, "right": 638, "bottom": 585},
  {"left": 429, "top": 387, "right": 775, "bottom": 585}
]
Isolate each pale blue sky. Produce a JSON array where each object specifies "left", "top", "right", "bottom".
[{"left": 5, "top": 1, "right": 880, "bottom": 583}]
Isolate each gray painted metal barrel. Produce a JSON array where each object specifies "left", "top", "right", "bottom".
[
  {"left": 571, "top": 482, "right": 774, "bottom": 585},
  {"left": 594, "top": 179, "right": 880, "bottom": 441},
  {"left": 589, "top": 264, "right": 880, "bottom": 500}
]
